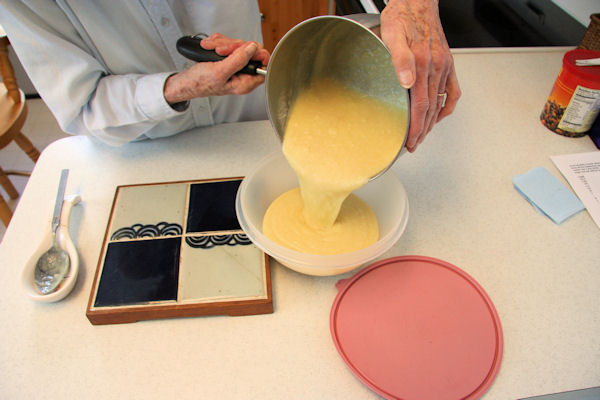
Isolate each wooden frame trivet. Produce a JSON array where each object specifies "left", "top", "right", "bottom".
[{"left": 86, "top": 177, "right": 273, "bottom": 325}]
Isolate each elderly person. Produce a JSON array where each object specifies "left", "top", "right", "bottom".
[{"left": 0, "top": 0, "right": 459, "bottom": 151}]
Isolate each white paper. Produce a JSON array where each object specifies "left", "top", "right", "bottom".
[{"left": 551, "top": 151, "right": 600, "bottom": 229}]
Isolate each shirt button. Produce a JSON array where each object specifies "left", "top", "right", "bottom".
[{"left": 161, "top": 17, "right": 170, "bottom": 27}]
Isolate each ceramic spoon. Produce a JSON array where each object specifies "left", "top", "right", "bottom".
[{"left": 22, "top": 193, "right": 81, "bottom": 302}]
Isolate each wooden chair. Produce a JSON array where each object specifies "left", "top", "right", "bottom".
[{"left": 0, "top": 29, "right": 40, "bottom": 226}]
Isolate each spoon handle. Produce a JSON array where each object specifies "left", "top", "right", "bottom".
[{"left": 51, "top": 169, "right": 69, "bottom": 233}]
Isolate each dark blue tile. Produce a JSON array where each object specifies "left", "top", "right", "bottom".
[
  {"left": 94, "top": 237, "right": 181, "bottom": 307},
  {"left": 186, "top": 179, "right": 242, "bottom": 233}
]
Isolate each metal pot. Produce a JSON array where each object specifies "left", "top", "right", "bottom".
[{"left": 265, "top": 15, "right": 410, "bottom": 177}]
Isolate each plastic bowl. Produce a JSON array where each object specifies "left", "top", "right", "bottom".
[{"left": 236, "top": 151, "right": 409, "bottom": 276}]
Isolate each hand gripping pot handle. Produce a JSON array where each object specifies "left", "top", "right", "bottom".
[{"left": 176, "top": 35, "right": 266, "bottom": 75}]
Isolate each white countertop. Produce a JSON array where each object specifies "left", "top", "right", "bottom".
[{"left": 1, "top": 48, "right": 598, "bottom": 399}]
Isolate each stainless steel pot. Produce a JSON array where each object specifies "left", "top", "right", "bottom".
[{"left": 265, "top": 15, "right": 410, "bottom": 178}]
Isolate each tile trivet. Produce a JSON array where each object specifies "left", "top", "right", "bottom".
[{"left": 86, "top": 177, "right": 272, "bottom": 325}]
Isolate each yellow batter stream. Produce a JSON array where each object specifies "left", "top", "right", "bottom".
[{"left": 263, "top": 78, "right": 405, "bottom": 255}]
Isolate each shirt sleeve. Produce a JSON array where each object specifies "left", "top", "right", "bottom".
[{"left": 0, "top": 2, "right": 186, "bottom": 146}]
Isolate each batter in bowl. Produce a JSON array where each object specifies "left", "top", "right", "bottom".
[{"left": 263, "top": 78, "right": 405, "bottom": 255}]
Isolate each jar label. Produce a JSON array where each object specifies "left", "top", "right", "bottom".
[{"left": 558, "top": 85, "right": 600, "bottom": 133}]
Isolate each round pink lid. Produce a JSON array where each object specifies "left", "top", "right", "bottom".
[{"left": 330, "top": 256, "right": 503, "bottom": 400}]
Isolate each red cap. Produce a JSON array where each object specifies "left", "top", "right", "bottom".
[{"left": 563, "top": 49, "right": 600, "bottom": 83}]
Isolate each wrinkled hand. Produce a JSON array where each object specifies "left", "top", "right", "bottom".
[
  {"left": 164, "top": 33, "right": 270, "bottom": 104},
  {"left": 381, "top": 0, "right": 461, "bottom": 152}
]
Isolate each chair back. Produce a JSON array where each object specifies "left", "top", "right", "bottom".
[{"left": 0, "top": 32, "right": 21, "bottom": 103}]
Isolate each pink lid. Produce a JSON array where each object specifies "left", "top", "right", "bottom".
[{"left": 330, "top": 256, "right": 503, "bottom": 400}]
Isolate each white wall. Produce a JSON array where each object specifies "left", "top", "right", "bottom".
[{"left": 551, "top": 0, "right": 599, "bottom": 26}]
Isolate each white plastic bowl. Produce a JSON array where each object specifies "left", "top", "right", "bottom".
[{"left": 236, "top": 151, "right": 409, "bottom": 276}]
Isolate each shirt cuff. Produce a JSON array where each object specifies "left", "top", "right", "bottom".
[{"left": 135, "top": 72, "right": 188, "bottom": 120}]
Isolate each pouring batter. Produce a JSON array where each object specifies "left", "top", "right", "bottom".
[{"left": 263, "top": 78, "right": 406, "bottom": 255}]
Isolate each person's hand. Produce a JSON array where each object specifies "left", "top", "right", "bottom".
[
  {"left": 164, "top": 33, "right": 270, "bottom": 104},
  {"left": 380, "top": 0, "right": 461, "bottom": 152}
]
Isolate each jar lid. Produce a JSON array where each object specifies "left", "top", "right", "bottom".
[
  {"left": 330, "top": 256, "right": 503, "bottom": 400},
  {"left": 563, "top": 49, "right": 600, "bottom": 82}
]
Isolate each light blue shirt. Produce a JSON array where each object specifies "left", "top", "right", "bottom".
[{"left": 0, "top": 0, "right": 267, "bottom": 146}]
